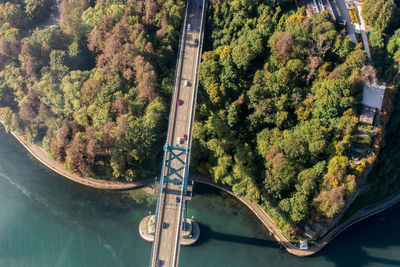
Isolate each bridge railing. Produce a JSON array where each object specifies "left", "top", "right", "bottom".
[
  {"left": 165, "top": 35, "right": 182, "bottom": 145},
  {"left": 186, "top": 0, "right": 208, "bottom": 169}
]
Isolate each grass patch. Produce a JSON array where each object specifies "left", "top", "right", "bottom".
[{"left": 357, "top": 123, "right": 374, "bottom": 131}]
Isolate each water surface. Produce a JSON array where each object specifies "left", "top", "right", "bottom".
[{"left": 0, "top": 127, "right": 400, "bottom": 266}]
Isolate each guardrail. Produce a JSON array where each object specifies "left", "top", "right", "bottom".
[{"left": 186, "top": 0, "right": 207, "bottom": 169}]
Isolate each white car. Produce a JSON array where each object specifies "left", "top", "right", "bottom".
[
  {"left": 184, "top": 80, "right": 190, "bottom": 86},
  {"left": 177, "top": 137, "right": 183, "bottom": 144},
  {"left": 187, "top": 24, "right": 191, "bottom": 31}
]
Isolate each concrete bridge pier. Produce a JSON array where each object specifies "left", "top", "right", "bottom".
[{"left": 139, "top": 215, "right": 200, "bottom": 245}]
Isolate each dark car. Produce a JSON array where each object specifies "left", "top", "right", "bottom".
[
  {"left": 194, "top": 39, "right": 199, "bottom": 47},
  {"left": 176, "top": 196, "right": 180, "bottom": 203}
]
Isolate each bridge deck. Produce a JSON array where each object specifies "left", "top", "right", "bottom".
[{"left": 150, "top": 0, "right": 206, "bottom": 266}]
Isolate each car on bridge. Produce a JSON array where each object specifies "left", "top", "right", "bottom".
[
  {"left": 177, "top": 137, "right": 183, "bottom": 144},
  {"left": 184, "top": 80, "right": 190, "bottom": 87},
  {"left": 177, "top": 99, "right": 183, "bottom": 106}
]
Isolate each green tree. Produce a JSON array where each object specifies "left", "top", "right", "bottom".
[{"left": 362, "top": 0, "right": 396, "bottom": 32}]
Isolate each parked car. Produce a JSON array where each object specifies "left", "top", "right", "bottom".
[
  {"left": 187, "top": 23, "right": 191, "bottom": 31},
  {"left": 183, "top": 134, "right": 187, "bottom": 141},
  {"left": 176, "top": 196, "right": 180, "bottom": 203},
  {"left": 194, "top": 39, "right": 199, "bottom": 47}
]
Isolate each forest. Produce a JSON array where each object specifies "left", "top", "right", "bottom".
[
  {"left": 0, "top": 0, "right": 185, "bottom": 180},
  {"left": 193, "top": 0, "right": 400, "bottom": 237},
  {"left": 192, "top": 0, "right": 395, "bottom": 238},
  {"left": 0, "top": 0, "right": 399, "bottom": 240},
  {"left": 362, "top": 0, "right": 400, "bottom": 81}
]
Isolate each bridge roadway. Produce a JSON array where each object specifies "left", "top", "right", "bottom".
[{"left": 150, "top": 0, "right": 206, "bottom": 266}]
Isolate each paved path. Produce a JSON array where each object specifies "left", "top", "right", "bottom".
[{"left": 356, "top": 4, "right": 371, "bottom": 59}]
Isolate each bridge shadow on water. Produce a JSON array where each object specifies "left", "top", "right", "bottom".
[
  {"left": 191, "top": 222, "right": 278, "bottom": 248},
  {"left": 317, "top": 203, "right": 400, "bottom": 267}
]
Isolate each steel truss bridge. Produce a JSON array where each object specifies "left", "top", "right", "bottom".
[{"left": 149, "top": 0, "right": 207, "bottom": 266}]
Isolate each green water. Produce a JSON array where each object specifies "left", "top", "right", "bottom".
[{"left": 1, "top": 127, "right": 400, "bottom": 267}]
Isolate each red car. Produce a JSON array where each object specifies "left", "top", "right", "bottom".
[
  {"left": 183, "top": 134, "right": 187, "bottom": 141},
  {"left": 177, "top": 99, "right": 182, "bottom": 106}
]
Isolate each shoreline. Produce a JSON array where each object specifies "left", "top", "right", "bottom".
[
  {"left": 6, "top": 128, "right": 400, "bottom": 257},
  {"left": 9, "top": 130, "right": 153, "bottom": 190},
  {"left": 191, "top": 175, "right": 400, "bottom": 256}
]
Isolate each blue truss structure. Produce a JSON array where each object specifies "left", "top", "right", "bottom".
[{"left": 154, "top": 142, "right": 191, "bottom": 230}]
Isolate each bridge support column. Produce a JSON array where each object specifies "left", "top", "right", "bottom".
[
  {"left": 153, "top": 143, "right": 169, "bottom": 227},
  {"left": 183, "top": 200, "right": 188, "bottom": 231}
]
